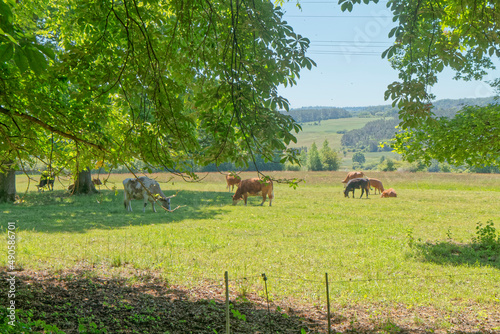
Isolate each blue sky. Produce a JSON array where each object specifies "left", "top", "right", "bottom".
[{"left": 278, "top": 1, "right": 499, "bottom": 108}]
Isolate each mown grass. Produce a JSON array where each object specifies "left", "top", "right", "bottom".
[{"left": 2, "top": 171, "right": 500, "bottom": 315}]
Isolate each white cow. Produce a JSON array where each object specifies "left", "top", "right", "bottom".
[{"left": 123, "top": 176, "right": 173, "bottom": 212}]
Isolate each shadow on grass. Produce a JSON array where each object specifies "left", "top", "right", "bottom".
[
  {"left": 413, "top": 241, "right": 500, "bottom": 269},
  {"left": 0, "top": 189, "right": 236, "bottom": 233},
  {"left": 0, "top": 269, "right": 318, "bottom": 334},
  {"left": 0, "top": 268, "right": 494, "bottom": 333}
]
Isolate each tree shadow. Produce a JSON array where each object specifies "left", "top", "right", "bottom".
[
  {"left": 412, "top": 241, "right": 500, "bottom": 269},
  {"left": 0, "top": 269, "right": 493, "bottom": 333},
  {"left": 0, "top": 189, "right": 236, "bottom": 233}
]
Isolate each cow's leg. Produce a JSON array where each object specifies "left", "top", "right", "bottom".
[
  {"left": 260, "top": 194, "right": 266, "bottom": 206},
  {"left": 360, "top": 187, "right": 364, "bottom": 198},
  {"left": 244, "top": 195, "right": 248, "bottom": 206},
  {"left": 269, "top": 191, "right": 273, "bottom": 206},
  {"left": 143, "top": 199, "right": 148, "bottom": 213}
]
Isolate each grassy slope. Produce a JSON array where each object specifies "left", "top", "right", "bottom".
[
  {"left": 287, "top": 117, "right": 400, "bottom": 169},
  {"left": 288, "top": 117, "right": 386, "bottom": 150},
  {"left": 2, "top": 172, "right": 500, "bottom": 316}
]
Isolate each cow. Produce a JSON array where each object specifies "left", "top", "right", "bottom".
[
  {"left": 341, "top": 171, "right": 365, "bottom": 187},
  {"left": 123, "top": 176, "right": 174, "bottom": 212},
  {"left": 232, "top": 178, "right": 273, "bottom": 206},
  {"left": 225, "top": 173, "right": 241, "bottom": 192},
  {"left": 344, "top": 178, "right": 370, "bottom": 198},
  {"left": 36, "top": 172, "right": 54, "bottom": 192},
  {"left": 381, "top": 188, "right": 397, "bottom": 198},
  {"left": 92, "top": 178, "right": 102, "bottom": 186},
  {"left": 367, "top": 178, "right": 384, "bottom": 194}
]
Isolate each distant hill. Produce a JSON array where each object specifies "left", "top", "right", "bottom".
[
  {"left": 286, "top": 107, "right": 351, "bottom": 123},
  {"left": 342, "top": 96, "right": 497, "bottom": 118}
]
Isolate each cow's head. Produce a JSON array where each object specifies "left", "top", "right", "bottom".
[
  {"left": 159, "top": 197, "right": 171, "bottom": 211},
  {"left": 343, "top": 188, "right": 349, "bottom": 198},
  {"left": 232, "top": 193, "right": 242, "bottom": 205}
]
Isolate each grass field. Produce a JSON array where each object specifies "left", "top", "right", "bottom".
[
  {"left": 289, "top": 117, "right": 387, "bottom": 150},
  {"left": 2, "top": 171, "right": 500, "bottom": 332}
]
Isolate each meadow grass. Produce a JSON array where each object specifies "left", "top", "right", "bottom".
[
  {"left": 2, "top": 171, "right": 500, "bottom": 314},
  {"left": 289, "top": 117, "right": 387, "bottom": 150}
]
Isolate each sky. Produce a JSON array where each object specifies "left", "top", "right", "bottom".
[{"left": 278, "top": 1, "right": 499, "bottom": 108}]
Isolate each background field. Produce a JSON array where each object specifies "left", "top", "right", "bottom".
[{"left": 289, "top": 117, "right": 387, "bottom": 150}]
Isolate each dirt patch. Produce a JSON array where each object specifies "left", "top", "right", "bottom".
[{"left": 1, "top": 267, "right": 499, "bottom": 333}]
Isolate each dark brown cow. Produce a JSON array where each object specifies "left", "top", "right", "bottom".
[
  {"left": 225, "top": 174, "right": 241, "bottom": 192},
  {"left": 344, "top": 178, "right": 370, "bottom": 198},
  {"left": 232, "top": 178, "right": 273, "bottom": 206},
  {"left": 380, "top": 188, "right": 397, "bottom": 198},
  {"left": 342, "top": 171, "right": 365, "bottom": 187}
]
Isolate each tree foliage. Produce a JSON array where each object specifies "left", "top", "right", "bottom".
[
  {"left": 307, "top": 142, "right": 322, "bottom": 171},
  {"left": 0, "top": 0, "right": 315, "bottom": 185},
  {"left": 339, "top": 0, "right": 499, "bottom": 167},
  {"left": 320, "top": 140, "right": 340, "bottom": 171}
]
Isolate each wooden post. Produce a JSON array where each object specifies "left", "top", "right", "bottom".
[
  {"left": 225, "top": 271, "right": 230, "bottom": 334},
  {"left": 326, "top": 273, "right": 331, "bottom": 334}
]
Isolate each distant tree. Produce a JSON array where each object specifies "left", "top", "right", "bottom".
[
  {"left": 352, "top": 152, "right": 365, "bottom": 165},
  {"left": 340, "top": 0, "right": 500, "bottom": 167},
  {"left": 320, "top": 140, "right": 340, "bottom": 171},
  {"left": 308, "top": 142, "right": 323, "bottom": 171}
]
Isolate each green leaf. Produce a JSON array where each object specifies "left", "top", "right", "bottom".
[
  {"left": 0, "top": 42, "right": 14, "bottom": 62},
  {"left": 13, "top": 46, "right": 29, "bottom": 72}
]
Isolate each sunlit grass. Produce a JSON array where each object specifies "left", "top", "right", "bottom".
[{"left": 1, "top": 171, "right": 500, "bottom": 312}]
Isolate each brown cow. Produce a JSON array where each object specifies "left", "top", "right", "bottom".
[
  {"left": 342, "top": 171, "right": 365, "bottom": 187},
  {"left": 380, "top": 188, "right": 397, "bottom": 198},
  {"left": 92, "top": 178, "right": 102, "bottom": 186},
  {"left": 368, "top": 178, "right": 384, "bottom": 194},
  {"left": 225, "top": 174, "right": 241, "bottom": 192},
  {"left": 232, "top": 178, "right": 273, "bottom": 206}
]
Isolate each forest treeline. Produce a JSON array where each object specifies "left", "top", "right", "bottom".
[
  {"left": 286, "top": 107, "right": 351, "bottom": 123},
  {"left": 340, "top": 118, "right": 400, "bottom": 151}
]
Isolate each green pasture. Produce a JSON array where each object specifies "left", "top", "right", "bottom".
[
  {"left": 2, "top": 172, "right": 500, "bottom": 315},
  {"left": 289, "top": 117, "right": 386, "bottom": 149}
]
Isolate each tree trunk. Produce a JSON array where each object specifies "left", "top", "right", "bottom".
[
  {"left": 72, "top": 168, "right": 98, "bottom": 194},
  {"left": 0, "top": 161, "right": 16, "bottom": 202}
]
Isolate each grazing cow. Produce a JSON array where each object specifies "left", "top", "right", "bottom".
[
  {"left": 341, "top": 171, "right": 365, "bottom": 187},
  {"left": 36, "top": 172, "right": 54, "bottom": 192},
  {"left": 123, "top": 176, "right": 174, "bottom": 212},
  {"left": 92, "top": 178, "right": 102, "bottom": 186},
  {"left": 344, "top": 178, "right": 370, "bottom": 198},
  {"left": 381, "top": 188, "right": 397, "bottom": 198},
  {"left": 232, "top": 178, "right": 273, "bottom": 206},
  {"left": 225, "top": 174, "right": 241, "bottom": 192},
  {"left": 367, "top": 178, "right": 384, "bottom": 194}
]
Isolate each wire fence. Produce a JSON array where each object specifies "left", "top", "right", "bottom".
[{"left": 3, "top": 226, "right": 500, "bottom": 333}]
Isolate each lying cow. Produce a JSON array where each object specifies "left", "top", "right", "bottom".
[
  {"left": 381, "top": 188, "right": 397, "bottom": 198},
  {"left": 225, "top": 173, "right": 241, "bottom": 192},
  {"left": 232, "top": 178, "right": 273, "bottom": 206},
  {"left": 342, "top": 171, "right": 365, "bottom": 188},
  {"left": 123, "top": 176, "right": 174, "bottom": 212},
  {"left": 344, "top": 178, "right": 370, "bottom": 198},
  {"left": 367, "top": 178, "right": 384, "bottom": 194}
]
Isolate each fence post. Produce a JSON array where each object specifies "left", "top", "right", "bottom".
[
  {"left": 225, "top": 271, "right": 230, "bottom": 334},
  {"left": 326, "top": 273, "right": 331, "bottom": 334},
  {"left": 262, "top": 273, "right": 272, "bottom": 333}
]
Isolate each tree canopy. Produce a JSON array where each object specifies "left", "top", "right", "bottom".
[
  {"left": 0, "top": 0, "right": 315, "bottom": 180},
  {"left": 339, "top": 0, "right": 499, "bottom": 167}
]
